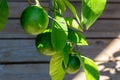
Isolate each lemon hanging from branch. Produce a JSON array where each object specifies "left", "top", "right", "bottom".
[{"left": 20, "top": 0, "right": 49, "bottom": 35}]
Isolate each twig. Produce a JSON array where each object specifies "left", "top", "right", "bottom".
[{"left": 26, "top": 0, "right": 32, "bottom": 5}]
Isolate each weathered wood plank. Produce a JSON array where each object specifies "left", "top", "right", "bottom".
[
  {"left": 0, "top": 40, "right": 50, "bottom": 62},
  {"left": 84, "top": 32, "right": 120, "bottom": 38},
  {"left": 8, "top": 2, "right": 120, "bottom": 18},
  {"left": 7, "top": 0, "right": 120, "bottom": 2},
  {"left": 0, "top": 39, "right": 119, "bottom": 62},
  {"left": 77, "top": 39, "right": 120, "bottom": 62},
  {"left": 1, "top": 62, "right": 120, "bottom": 80},
  {"left": 8, "top": 2, "right": 48, "bottom": 18},
  {"left": 0, "top": 64, "right": 51, "bottom": 80},
  {"left": 87, "top": 20, "right": 120, "bottom": 32},
  {"left": 0, "top": 64, "right": 76, "bottom": 80},
  {"left": 1, "top": 19, "right": 120, "bottom": 38},
  {"left": 64, "top": 3, "right": 120, "bottom": 18},
  {"left": 1, "top": 20, "right": 33, "bottom": 38}
]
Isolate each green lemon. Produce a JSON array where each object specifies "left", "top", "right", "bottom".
[
  {"left": 63, "top": 54, "right": 80, "bottom": 74},
  {"left": 20, "top": 5, "right": 49, "bottom": 35},
  {"left": 35, "top": 31, "right": 55, "bottom": 56}
]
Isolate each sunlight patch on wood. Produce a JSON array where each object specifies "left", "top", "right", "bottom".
[
  {"left": 73, "top": 36, "right": 120, "bottom": 80},
  {"left": 95, "top": 39, "right": 120, "bottom": 62}
]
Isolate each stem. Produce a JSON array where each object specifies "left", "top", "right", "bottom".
[
  {"left": 48, "top": 15, "right": 56, "bottom": 21},
  {"left": 35, "top": 0, "right": 41, "bottom": 7},
  {"left": 42, "top": 6, "right": 53, "bottom": 11},
  {"left": 26, "top": 0, "right": 32, "bottom": 5},
  {"left": 48, "top": 0, "right": 53, "bottom": 28}
]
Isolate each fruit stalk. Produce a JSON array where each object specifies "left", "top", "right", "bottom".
[
  {"left": 35, "top": 0, "right": 41, "bottom": 7},
  {"left": 26, "top": 0, "right": 32, "bottom": 5}
]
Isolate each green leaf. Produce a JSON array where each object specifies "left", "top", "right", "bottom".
[
  {"left": 63, "top": 0, "right": 83, "bottom": 31},
  {"left": 62, "top": 43, "right": 70, "bottom": 68},
  {"left": 51, "top": 14, "right": 68, "bottom": 52},
  {"left": 77, "top": 54, "right": 100, "bottom": 80},
  {"left": 56, "top": 0, "right": 66, "bottom": 14},
  {"left": 0, "top": 0, "right": 9, "bottom": 31},
  {"left": 52, "top": 0, "right": 58, "bottom": 9},
  {"left": 81, "top": 0, "right": 107, "bottom": 30},
  {"left": 68, "top": 28, "right": 88, "bottom": 46},
  {"left": 52, "top": 0, "right": 66, "bottom": 14},
  {"left": 65, "top": 17, "right": 83, "bottom": 31},
  {"left": 50, "top": 53, "right": 65, "bottom": 80}
]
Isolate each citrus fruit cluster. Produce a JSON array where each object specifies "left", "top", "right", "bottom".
[
  {"left": 20, "top": 1, "right": 81, "bottom": 75},
  {"left": 20, "top": 4, "right": 55, "bottom": 55}
]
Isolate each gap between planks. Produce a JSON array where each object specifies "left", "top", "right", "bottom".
[{"left": 0, "top": 61, "right": 49, "bottom": 65}]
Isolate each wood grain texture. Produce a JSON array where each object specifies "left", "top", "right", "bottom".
[
  {"left": 0, "top": 40, "right": 50, "bottom": 62},
  {"left": 8, "top": 2, "right": 120, "bottom": 18},
  {"left": 0, "top": 39, "right": 119, "bottom": 62},
  {"left": 8, "top": 2, "right": 49, "bottom": 18},
  {"left": 63, "top": 3, "right": 120, "bottom": 19},
  {"left": 7, "top": 0, "right": 120, "bottom": 2},
  {"left": 1, "top": 19, "right": 120, "bottom": 38},
  {"left": 1, "top": 19, "right": 33, "bottom": 38},
  {"left": 0, "top": 64, "right": 77, "bottom": 80},
  {"left": 1, "top": 62, "right": 120, "bottom": 80},
  {"left": 0, "top": 64, "right": 51, "bottom": 80}
]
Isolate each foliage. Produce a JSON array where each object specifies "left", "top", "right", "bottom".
[
  {"left": 0, "top": 0, "right": 106, "bottom": 80},
  {"left": 0, "top": 0, "right": 9, "bottom": 31}
]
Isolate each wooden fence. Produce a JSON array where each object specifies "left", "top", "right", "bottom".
[{"left": 0, "top": 0, "right": 120, "bottom": 80}]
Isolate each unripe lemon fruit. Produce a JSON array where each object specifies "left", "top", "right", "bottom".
[{"left": 20, "top": 5, "right": 49, "bottom": 35}]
